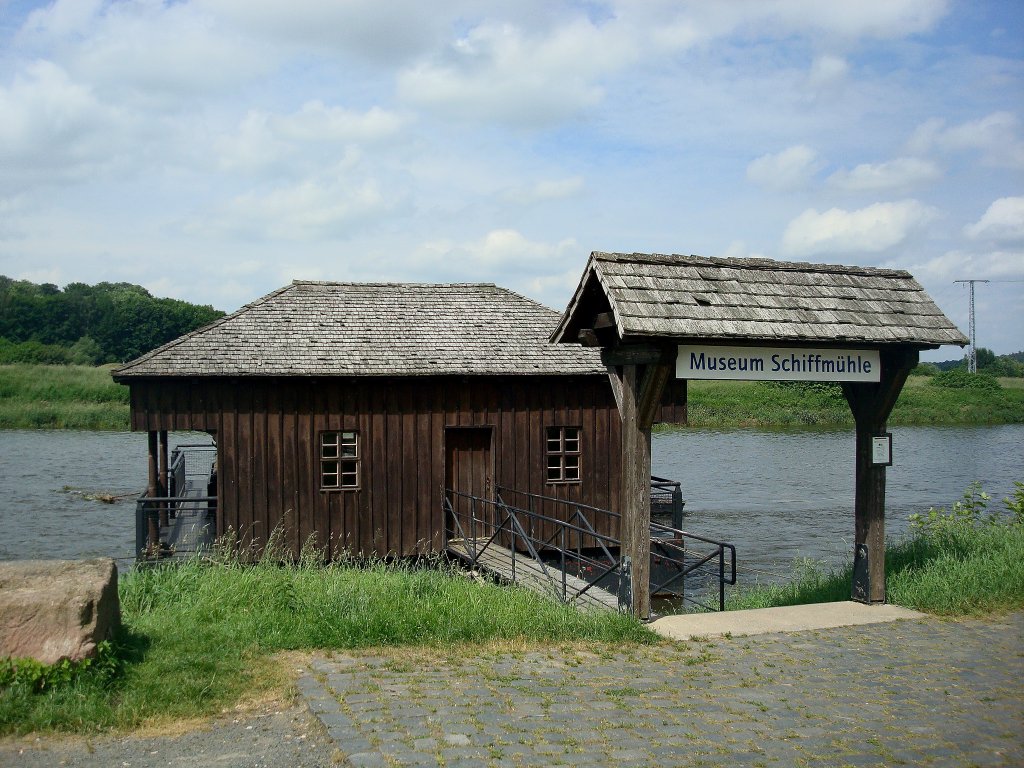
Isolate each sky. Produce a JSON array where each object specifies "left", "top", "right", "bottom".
[{"left": 1, "top": 0, "right": 1022, "bottom": 360}]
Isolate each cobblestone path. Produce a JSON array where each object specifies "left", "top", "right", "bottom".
[{"left": 302, "top": 613, "right": 1023, "bottom": 768}]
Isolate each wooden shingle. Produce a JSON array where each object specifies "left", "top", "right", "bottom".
[
  {"left": 552, "top": 252, "right": 968, "bottom": 348},
  {"left": 115, "top": 282, "right": 605, "bottom": 379}
]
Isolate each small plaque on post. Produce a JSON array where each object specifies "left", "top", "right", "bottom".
[{"left": 871, "top": 433, "right": 892, "bottom": 466}]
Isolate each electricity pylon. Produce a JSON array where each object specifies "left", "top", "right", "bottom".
[{"left": 954, "top": 279, "right": 989, "bottom": 373}]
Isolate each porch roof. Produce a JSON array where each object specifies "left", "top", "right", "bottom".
[{"left": 551, "top": 252, "right": 968, "bottom": 348}]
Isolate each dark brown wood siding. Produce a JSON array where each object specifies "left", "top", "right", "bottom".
[{"left": 126, "top": 374, "right": 629, "bottom": 557}]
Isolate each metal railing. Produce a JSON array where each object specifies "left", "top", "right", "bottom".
[
  {"left": 168, "top": 444, "right": 217, "bottom": 497},
  {"left": 444, "top": 489, "right": 626, "bottom": 609},
  {"left": 650, "top": 475, "right": 685, "bottom": 529},
  {"left": 445, "top": 484, "right": 736, "bottom": 612},
  {"left": 136, "top": 443, "right": 217, "bottom": 561}
]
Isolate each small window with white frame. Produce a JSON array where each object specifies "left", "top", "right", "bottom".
[
  {"left": 321, "top": 430, "right": 359, "bottom": 489},
  {"left": 546, "top": 426, "right": 581, "bottom": 483}
]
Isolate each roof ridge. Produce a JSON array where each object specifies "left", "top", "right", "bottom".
[
  {"left": 593, "top": 251, "right": 913, "bottom": 278},
  {"left": 291, "top": 280, "right": 500, "bottom": 289}
]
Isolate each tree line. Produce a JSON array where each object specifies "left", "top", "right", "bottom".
[{"left": 0, "top": 276, "right": 224, "bottom": 365}]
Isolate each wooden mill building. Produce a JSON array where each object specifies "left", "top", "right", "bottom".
[{"left": 114, "top": 281, "right": 686, "bottom": 558}]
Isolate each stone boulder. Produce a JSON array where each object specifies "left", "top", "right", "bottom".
[{"left": 0, "top": 558, "right": 121, "bottom": 666}]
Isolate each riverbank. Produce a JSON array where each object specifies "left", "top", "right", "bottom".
[
  {"left": 0, "top": 364, "right": 128, "bottom": 430},
  {"left": 685, "top": 376, "right": 1024, "bottom": 428},
  {"left": 2, "top": 364, "right": 1022, "bottom": 430}
]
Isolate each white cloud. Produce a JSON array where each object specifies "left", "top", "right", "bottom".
[
  {"left": 964, "top": 197, "right": 1024, "bottom": 245},
  {"left": 0, "top": 60, "right": 127, "bottom": 190},
  {"left": 909, "top": 112, "right": 1024, "bottom": 170},
  {"left": 827, "top": 157, "right": 942, "bottom": 192},
  {"left": 629, "top": 0, "right": 948, "bottom": 46},
  {"left": 746, "top": 145, "right": 823, "bottom": 191},
  {"left": 185, "top": 175, "right": 401, "bottom": 241},
  {"left": 781, "top": 199, "right": 939, "bottom": 256},
  {"left": 194, "top": 0, "right": 473, "bottom": 65},
  {"left": 20, "top": 0, "right": 269, "bottom": 105},
  {"left": 218, "top": 103, "right": 406, "bottom": 173},
  {"left": 411, "top": 230, "right": 580, "bottom": 282},
  {"left": 911, "top": 249, "right": 1024, "bottom": 282},
  {"left": 504, "top": 176, "right": 585, "bottom": 204},
  {"left": 396, "top": 20, "right": 631, "bottom": 126},
  {"left": 721, "top": 241, "right": 769, "bottom": 260},
  {"left": 808, "top": 55, "right": 849, "bottom": 89}
]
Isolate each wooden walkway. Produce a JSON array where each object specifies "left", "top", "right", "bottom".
[
  {"left": 447, "top": 538, "right": 620, "bottom": 612},
  {"left": 159, "top": 479, "right": 215, "bottom": 557}
]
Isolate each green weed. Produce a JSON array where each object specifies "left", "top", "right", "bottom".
[{"left": 723, "top": 482, "right": 1024, "bottom": 616}]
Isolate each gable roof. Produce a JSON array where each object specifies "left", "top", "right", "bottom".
[
  {"left": 114, "top": 281, "right": 605, "bottom": 379},
  {"left": 551, "top": 252, "right": 968, "bottom": 348}
]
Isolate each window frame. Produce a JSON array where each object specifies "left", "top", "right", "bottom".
[
  {"left": 320, "top": 430, "right": 360, "bottom": 491},
  {"left": 545, "top": 425, "right": 582, "bottom": 484}
]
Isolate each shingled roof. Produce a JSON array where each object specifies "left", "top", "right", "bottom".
[
  {"left": 551, "top": 252, "right": 967, "bottom": 348},
  {"left": 114, "top": 282, "right": 605, "bottom": 378}
]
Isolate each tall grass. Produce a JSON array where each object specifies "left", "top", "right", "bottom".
[
  {"left": 684, "top": 378, "right": 1024, "bottom": 428},
  {"left": 1, "top": 532, "right": 654, "bottom": 735},
  {"left": 0, "top": 364, "right": 129, "bottom": 430},
  {"left": 725, "top": 482, "right": 1024, "bottom": 615}
]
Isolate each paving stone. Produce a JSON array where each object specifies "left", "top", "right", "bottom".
[{"left": 297, "top": 613, "right": 1024, "bottom": 768}]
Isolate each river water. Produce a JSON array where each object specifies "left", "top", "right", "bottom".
[{"left": 1, "top": 427, "right": 1021, "bottom": 582}]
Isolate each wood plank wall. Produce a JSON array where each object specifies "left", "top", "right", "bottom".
[{"left": 128, "top": 374, "right": 686, "bottom": 558}]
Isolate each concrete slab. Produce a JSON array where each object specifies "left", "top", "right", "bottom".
[{"left": 649, "top": 601, "right": 926, "bottom": 641}]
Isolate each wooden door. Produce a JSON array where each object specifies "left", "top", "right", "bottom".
[{"left": 444, "top": 427, "right": 494, "bottom": 544}]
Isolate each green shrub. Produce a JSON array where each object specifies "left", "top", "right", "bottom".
[
  {"left": 0, "top": 641, "right": 122, "bottom": 693},
  {"left": 931, "top": 368, "right": 1001, "bottom": 390}
]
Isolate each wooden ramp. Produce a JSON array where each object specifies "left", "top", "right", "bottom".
[{"left": 447, "top": 538, "right": 620, "bottom": 612}]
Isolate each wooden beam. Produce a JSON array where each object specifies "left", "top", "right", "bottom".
[
  {"left": 158, "top": 430, "right": 169, "bottom": 527},
  {"left": 578, "top": 328, "right": 601, "bottom": 347},
  {"left": 602, "top": 344, "right": 665, "bottom": 367},
  {"left": 593, "top": 311, "right": 616, "bottom": 330},
  {"left": 841, "top": 348, "right": 918, "bottom": 603},
  {"left": 637, "top": 354, "right": 675, "bottom": 429},
  {"left": 146, "top": 430, "right": 159, "bottom": 556},
  {"left": 618, "top": 362, "right": 665, "bottom": 620},
  {"left": 606, "top": 365, "right": 624, "bottom": 417}
]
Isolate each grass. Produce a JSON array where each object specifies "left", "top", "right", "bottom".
[
  {"left": 0, "top": 532, "right": 655, "bottom": 735},
  {"left": 725, "top": 482, "right": 1024, "bottom": 616},
  {"left": 684, "top": 378, "right": 1024, "bottom": 428},
  {"left": 0, "top": 364, "right": 129, "bottom": 430}
]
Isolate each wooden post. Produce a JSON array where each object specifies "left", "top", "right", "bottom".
[
  {"left": 146, "top": 430, "right": 159, "bottom": 556},
  {"left": 842, "top": 348, "right": 918, "bottom": 603},
  {"left": 158, "top": 430, "right": 169, "bottom": 527},
  {"left": 609, "top": 346, "right": 674, "bottom": 620}
]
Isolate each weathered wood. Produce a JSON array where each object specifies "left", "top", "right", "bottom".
[
  {"left": 637, "top": 356, "right": 674, "bottom": 428},
  {"left": 551, "top": 252, "right": 967, "bottom": 348},
  {"left": 158, "top": 430, "right": 169, "bottom": 527},
  {"left": 617, "top": 365, "right": 653, "bottom": 619},
  {"left": 147, "top": 431, "right": 159, "bottom": 552},
  {"left": 601, "top": 344, "right": 666, "bottom": 366},
  {"left": 842, "top": 348, "right": 918, "bottom": 603},
  {"left": 447, "top": 538, "right": 618, "bottom": 611},
  {"left": 126, "top": 375, "right": 626, "bottom": 560}
]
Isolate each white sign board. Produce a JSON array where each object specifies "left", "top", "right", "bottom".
[
  {"left": 872, "top": 434, "right": 893, "bottom": 466},
  {"left": 677, "top": 345, "right": 881, "bottom": 382}
]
